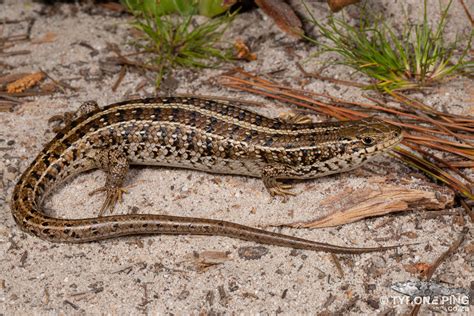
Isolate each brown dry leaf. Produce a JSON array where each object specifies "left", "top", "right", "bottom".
[
  {"left": 6, "top": 72, "right": 45, "bottom": 93},
  {"left": 98, "top": 2, "right": 126, "bottom": 13},
  {"left": 234, "top": 39, "right": 257, "bottom": 61},
  {"left": 403, "top": 262, "right": 431, "bottom": 275},
  {"left": 287, "top": 184, "right": 453, "bottom": 228},
  {"left": 255, "top": 0, "right": 303, "bottom": 37},
  {"left": 32, "top": 32, "right": 57, "bottom": 44},
  {"left": 327, "top": 0, "right": 361, "bottom": 12}
]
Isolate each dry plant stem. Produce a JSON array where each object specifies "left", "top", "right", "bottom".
[
  {"left": 409, "top": 227, "right": 469, "bottom": 316},
  {"left": 403, "top": 142, "right": 472, "bottom": 184},
  {"left": 330, "top": 253, "right": 344, "bottom": 277},
  {"left": 460, "top": 199, "right": 474, "bottom": 222},
  {"left": 393, "top": 148, "right": 472, "bottom": 198},
  {"left": 112, "top": 66, "right": 127, "bottom": 92},
  {"left": 458, "top": 0, "right": 474, "bottom": 26},
  {"left": 39, "top": 68, "right": 79, "bottom": 92}
]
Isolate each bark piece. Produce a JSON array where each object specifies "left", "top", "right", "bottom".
[
  {"left": 255, "top": 0, "right": 303, "bottom": 37},
  {"left": 327, "top": 0, "right": 361, "bottom": 12},
  {"left": 288, "top": 184, "right": 454, "bottom": 228}
]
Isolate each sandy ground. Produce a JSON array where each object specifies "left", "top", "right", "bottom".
[{"left": 0, "top": 0, "right": 473, "bottom": 314}]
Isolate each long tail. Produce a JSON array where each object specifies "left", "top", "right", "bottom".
[{"left": 12, "top": 199, "right": 399, "bottom": 254}]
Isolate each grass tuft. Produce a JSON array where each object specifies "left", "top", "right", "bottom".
[
  {"left": 305, "top": 0, "right": 473, "bottom": 92},
  {"left": 122, "top": 0, "right": 235, "bottom": 87}
]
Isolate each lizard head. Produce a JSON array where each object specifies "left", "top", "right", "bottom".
[{"left": 337, "top": 117, "right": 403, "bottom": 160}]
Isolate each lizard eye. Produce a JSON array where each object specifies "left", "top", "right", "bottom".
[{"left": 362, "top": 136, "right": 375, "bottom": 146}]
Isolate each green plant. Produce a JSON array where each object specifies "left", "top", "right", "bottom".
[
  {"left": 123, "top": 0, "right": 236, "bottom": 17},
  {"left": 122, "top": 0, "right": 235, "bottom": 87},
  {"left": 305, "top": 0, "right": 473, "bottom": 92}
]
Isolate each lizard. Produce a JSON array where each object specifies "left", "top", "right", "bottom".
[{"left": 11, "top": 96, "right": 403, "bottom": 253}]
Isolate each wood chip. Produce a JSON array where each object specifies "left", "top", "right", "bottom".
[
  {"left": 32, "top": 32, "right": 57, "bottom": 44},
  {"left": 327, "top": 0, "right": 361, "bottom": 12},
  {"left": 6, "top": 72, "right": 45, "bottom": 93},
  {"left": 255, "top": 0, "right": 303, "bottom": 37}
]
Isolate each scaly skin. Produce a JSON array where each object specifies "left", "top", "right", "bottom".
[{"left": 11, "top": 97, "right": 403, "bottom": 253}]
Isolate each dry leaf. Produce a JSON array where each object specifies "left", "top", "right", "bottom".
[
  {"left": 234, "top": 39, "right": 257, "bottom": 61},
  {"left": 6, "top": 72, "right": 45, "bottom": 93},
  {"left": 98, "top": 2, "right": 126, "bottom": 12},
  {"left": 327, "top": 0, "right": 361, "bottom": 12},
  {"left": 287, "top": 184, "right": 453, "bottom": 228},
  {"left": 255, "top": 0, "right": 303, "bottom": 37},
  {"left": 32, "top": 32, "right": 57, "bottom": 44},
  {"left": 403, "top": 263, "right": 431, "bottom": 275}
]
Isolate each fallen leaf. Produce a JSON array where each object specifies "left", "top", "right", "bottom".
[
  {"left": 234, "top": 39, "right": 257, "bottom": 61},
  {"left": 403, "top": 262, "right": 430, "bottom": 275},
  {"left": 32, "top": 32, "right": 57, "bottom": 44}
]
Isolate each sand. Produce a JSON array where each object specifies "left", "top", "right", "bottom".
[{"left": 1, "top": 0, "right": 472, "bottom": 314}]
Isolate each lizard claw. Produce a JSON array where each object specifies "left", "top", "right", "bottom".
[
  {"left": 266, "top": 181, "right": 296, "bottom": 203},
  {"left": 89, "top": 186, "right": 128, "bottom": 216}
]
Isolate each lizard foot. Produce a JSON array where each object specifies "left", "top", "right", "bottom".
[
  {"left": 89, "top": 186, "right": 128, "bottom": 216},
  {"left": 265, "top": 180, "right": 296, "bottom": 202}
]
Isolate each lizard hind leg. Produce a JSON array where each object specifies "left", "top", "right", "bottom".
[
  {"left": 89, "top": 149, "right": 130, "bottom": 216},
  {"left": 49, "top": 101, "right": 100, "bottom": 133},
  {"left": 262, "top": 165, "right": 297, "bottom": 202}
]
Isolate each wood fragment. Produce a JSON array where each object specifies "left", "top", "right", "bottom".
[
  {"left": 31, "top": 32, "right": 57, "bottom": 44},
  {"left": 6, "top": 72, "right": 45, "bottom": 93},
  {"left": 327, "top": 0, "right": 361, "bottom": 12},
  {"left": 287, "top": 185, "right": 453, "bottom": 228},
  {"left": 255, "top": 0, "right": 303, "bottom": 37}
]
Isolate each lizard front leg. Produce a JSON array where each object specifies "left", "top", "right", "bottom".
[
  {"left": 89, "top": 149, "right": 130, "bottom": 216},
  {"left": 49, "top": 101, "right": 100, "bottom": 132}
]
